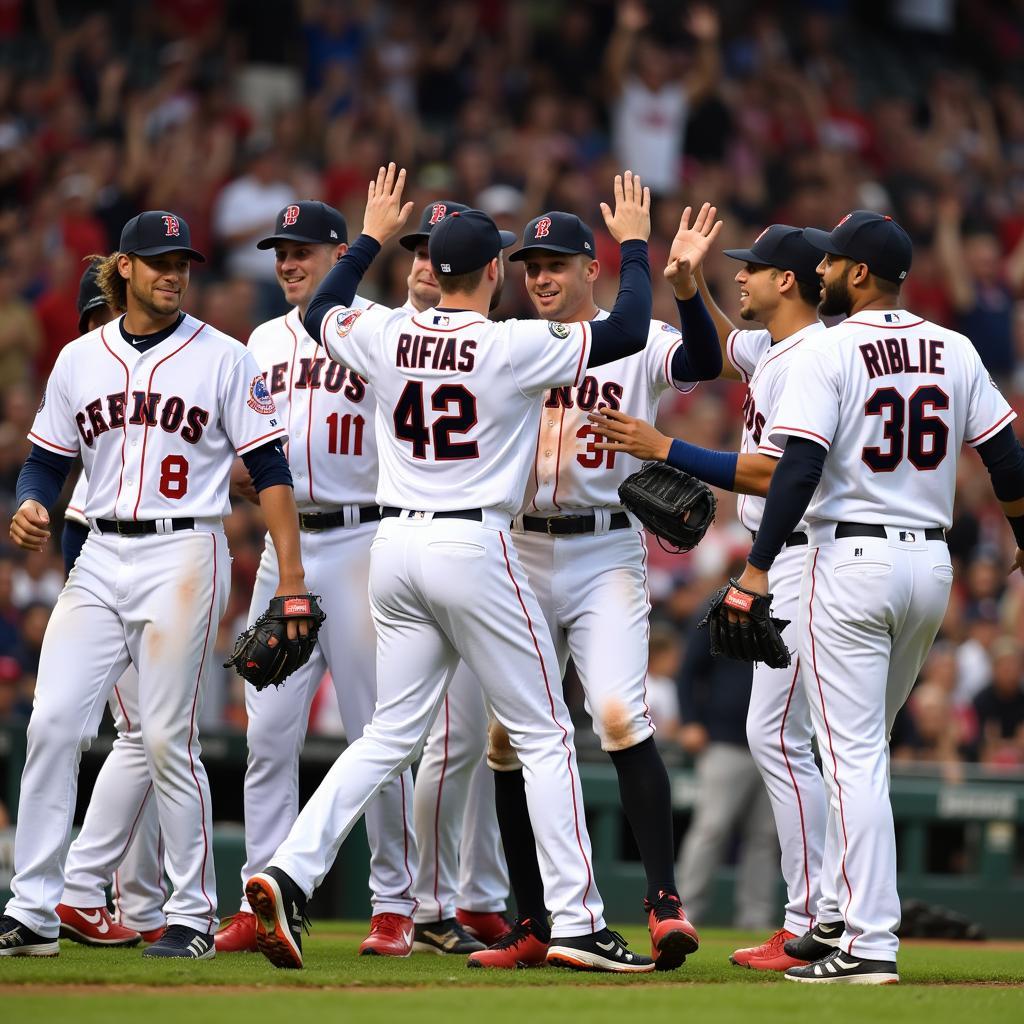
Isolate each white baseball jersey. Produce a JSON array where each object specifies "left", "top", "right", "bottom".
[
  {"left": 317, "top": 304, "right": 593, "bottom": 515},
  {"left": 727, "top": 322, "right": 825, "bottom": 532},
  {"left": 65, "top": 471, "right": 88, "bottom": 527},
  {"left": 247, "top": 300, "right": 377, "bottom": 510},
  {"left": 525, "top": 313, "right": 695, "bottom": 513},
  {"left": 30, "top": 313, "right": 285, "bottom": 521},
  {"left": 769, "top": 309, "right": 1015, "bottom": 527}
]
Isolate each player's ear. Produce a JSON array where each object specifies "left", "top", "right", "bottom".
[
  {"left": 851, "top": 261, "right": 870, "bottom": 287},
  {"left": 778, "top": 269, "right": 796, "bottom": 294},
  {"left": 584, "top": 258, "right": 600, "bottom": 283},
  {"left": 334, "top": 243, "right": 348, "bottom": 262},
  {"left": 116, "top": 253, "right": 132, "bottom": 281}
]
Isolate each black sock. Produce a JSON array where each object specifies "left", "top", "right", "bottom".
[
  {"left": 493, "top": 768, "right": 550, "bottom": 940},
  {"left": 608, "top": 737, "right": 678, "bottom": 904}
]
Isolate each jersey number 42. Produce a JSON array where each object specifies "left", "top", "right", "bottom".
[{"left": 393, "top": 382, "right": 479, "bottom": 461}]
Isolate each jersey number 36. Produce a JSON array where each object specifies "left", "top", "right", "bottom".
[{"left": 862, "top": 385, "right": 949, "bottom": 472}]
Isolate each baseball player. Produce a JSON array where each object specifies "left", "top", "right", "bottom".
[
  {"left": 213, "top": 200, "right": 420, "bottom": 958},
  {"left": 463, "top": 208, "right": 722, "bottom": 971},
  {"left": 728, "top": 211, "right": 1024, "bottom": 983},
  {"left": 0, "top": 210, "right": 316, "bottom": 959},
  {"left": 245, "top": 165, "right": 660, "bottom": 973},
  {"left": 53, "top": 263, "right": 168, "bottom": 948},
  {"left": 400, "top": 202, "right": 512, "bottom": 953},
  {"left": 588, "top": 210, "right": 831, "bottom": 971}
]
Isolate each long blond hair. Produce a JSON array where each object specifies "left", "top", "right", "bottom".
[{"left": 85, "top": 253, "right": 128, "bottom": 314}]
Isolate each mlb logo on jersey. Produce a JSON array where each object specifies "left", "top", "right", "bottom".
[
  {"left": 433, "top": 314, "right": 450, "bottom": 328},
  {"left": 247, "top": 375, "right": 276, "bottom": 415},
  {"left": 162, "top": 214, "right": 180, "bottom": 237},
  {"left": 534, "top": 217, "right": 552, "bottom": 239},
  {"left": 429, "top": 203, "right": 447, "bottom": 225},
  {"left": 282, "top": 205, "right": 301, "bottom": 227},
  {"left": 335, "top": 308, "right": 362, "bottom": 338},
  {"left": 883, "top": 313, "right": 901, "bottom": 323}
]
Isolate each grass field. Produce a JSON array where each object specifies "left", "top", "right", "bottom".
[{"left": 2, "top": 924, "right": 1021, "bottom": 1024}]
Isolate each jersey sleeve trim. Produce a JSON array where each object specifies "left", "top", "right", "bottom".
[
  {"left": 756, "top": 442, "right": 785, "bottom": 457},
  {"left": 727, "top": 329, "right": 750, "bottom": 383},
  {"left": 770, "top": 424, "right": 831, "bottom": 449},
  {"left": 235, "top": 426, "right": 287, "bottom": 456},
  {"left": 28, "top": 430, "right": 77, "bottom": 455},
  {"left": 664, "top": 337, "right": 698, "bottom": 394},
  {"left": 411, "top": 315, "right": 486, "bottom": 332},
  {"left": 574, "top": 322, "right": 591, "bottom": 387},
  {"left": 966, "top": 409, "right": 1017, "bottom": 447}
]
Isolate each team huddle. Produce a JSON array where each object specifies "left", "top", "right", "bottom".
[{"left": 2, "top": 163, "right": 1023, "bottom": 986}]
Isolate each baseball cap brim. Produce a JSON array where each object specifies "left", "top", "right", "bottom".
[
  {"left": 399, "top": 231, "right": 430, "bottom": 251},
  {"left": 257, "top": 232, "right": 340, "bottom": 249},
  {"left": 801, "top": 228, "right": 843, "bottom": 257},
  {"left": 497, "top": 229, "right": 517, "bottom": 250},
  {"left": 131, "top": 244, "right": 206, "bottom": 263},
  {"left": 721, "top": 247, "right": 764, "bottom": 265},
  {"left": 509, "top": 242, "right": 592, "bottom": 262},
  {"left": 77, "top": 296, "right": 108, "bottom": 334}
]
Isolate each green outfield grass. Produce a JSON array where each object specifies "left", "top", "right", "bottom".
[{"left": 1, "top": 925, "right": 1021, "bottom": 1024}]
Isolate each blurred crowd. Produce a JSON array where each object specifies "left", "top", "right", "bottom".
[{"left": 1, "top": 0, "right": 1023, "bottom": 775}]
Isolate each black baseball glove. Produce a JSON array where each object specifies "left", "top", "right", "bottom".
[
  {"left": 618, "top": 462, "right": 717, "bottom": 552},
  {"left": 700, "top": 579, "right": 791, "bottom": 669},
  {"left": 224, "top": 594, "right": 326, "bottom": 691}
]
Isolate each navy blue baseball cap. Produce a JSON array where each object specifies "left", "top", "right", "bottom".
[
  {"left": 428, "top": 209, "right": 516, "bottom": 275},
  {"left": 257, "top": 200, "right": 347, "bottom": 249},
  {"left": 399, "top": 200, "right": 470, "bottom": 251},
  {"left": 509, "top": 212, "right": 596, "bottom": 262},
  {"left": 119, "top": 210, "right": 205, "bottom": 262},
  {"left": 803, "top": 210, "right": 912, "bottom": 284},
  {"left": 77, "top": 260, "right": 109, "bottom": 332},
  {"left": 722, "top": 224, "right": 825, "bottom": 287}
]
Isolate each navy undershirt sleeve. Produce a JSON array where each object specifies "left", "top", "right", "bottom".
[
  {"left": 748, "top": 437, "right": 826, "bottom": 570},
  {"left": 241, "top": 440, "right": 293, "bottom": 492},
  {"left": 666, "top": 440, "right": 738, "bottom": 491},
  {"left": 587, "top": 241, "right": 652, "bottom": 367},
  {"left": 62, "top": 519, "right": 89, "bottom": 576},
  {"left": 303, "top": 234, "right": 382, "bottom": 343},
  {"left": 670, "top": 294, "right": 723, "bottom": 382},
  {"left": 976, "top": 425, "right": 1024, "bottom": 502},
  {"left": 16, "top": 445, "right": 75, "bottom": 509}
]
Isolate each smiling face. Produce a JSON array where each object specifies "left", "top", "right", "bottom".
[
  {"left": 734, "top": 262, "right": 781, "bottom": 323},
  {"left": 407, "top": 241, "right": 440, "bottom": 311},
  {"left": 275, "top": 240, "right": 344, "bottom": 312},
  {"left": 120, "top": 251, "right": 190, "bottom": 319},
  {"left": 522, "top": 251, "right": 598, "bottom": 322}
]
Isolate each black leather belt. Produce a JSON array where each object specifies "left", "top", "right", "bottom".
[
  {"left": 521, "top": 512, "right": 631, "bottom": 536},
  {"left": 835, "top": 522, "right": 945, "bottom": 542},
  {"left": 95, "top": 518, "right": 194, "bottom": 536},
  {"left": 750, "top": 530, "right": 808, "bottom": 548},
  {"left": 381, "top": 507, "right": 483, "bottom": 522},
  {"left": 299, "top": 506, "right": 381, "bottom": 531}
]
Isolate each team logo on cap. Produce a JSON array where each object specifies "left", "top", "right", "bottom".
[
  {"left": 534, "top": 217, "right": 552, "bottom": 239},
  {"left": 247, "top": 375, "right": 276, "bottom": 415},
  {"left": 753, "top": 226, "right": 770, "bottom": 244},
  {"left": 429, "top": 203, "right": 447, "bottom": 225},
  {"left": 282, "top": 205, "right": 300, "bottom": 227},
  {"left": 161, "top": 214, "right": 180, "bottom": 237},
  {"left": 835, "top": 213, "right": 852, "bottom": 228},
  {"left": 335, "top": 308, "right": 362, "bottom": 338},
  {"left": 548, "top": 322, "right": 571, "bottom": 339}
]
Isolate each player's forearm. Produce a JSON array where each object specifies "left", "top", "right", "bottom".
[
  {"left": 16, "top": 445, "right": 75, "bottom": 509},
  {"left": 670, "top": 293, "right": 723, "bottom": 381},
  {"left": 694, "top": 267, "right": 741, "bottom": 380},
  {"left": 747, "top": 437, "right": 824, "bottom": 570},
  {"left": 977, "top": 425, "right": 1024, "bottom": 548},
  {"left": 587, "top": 240, "right": 652, "bottom": 367},
  {"left": 303, "top": 235, "right": 382, "bottom": 343},
  {"left": 259, "top": 484, "right": 306, "bottom": 588},
  {"left": 664, "top": 445, "right": 770, "bottom": 496}
]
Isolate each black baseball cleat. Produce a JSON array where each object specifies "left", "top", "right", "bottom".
[
  {"left": 412, "top": 918, "right": 486, "bottom": 955},
  {"left": 246, "top": 867, "right": 309, "bottom": 969},
  {"left": 784, "top": 920, "right": 843, "bottom": 962},
  {"left": 0, "top": 915, "right": 59, "bottom": 957},
  {"left": 142, "top": 924, "right": 215, "bottom": 959},
  {"left": 547, "top": 927, "right": 655, "bottom": 973},
  {"left": 784, "top": 948, "right": 899, "bottom": 985}
]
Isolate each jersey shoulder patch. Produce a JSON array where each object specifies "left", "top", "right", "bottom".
[
  {"left": 659, "top": 322, "right": 681, "bottom": 336},
  {"left": 247, "top": 374, "right": 276, "bottom": 414},
  {"left": 335, "top": 308, "right": 362, "bottom": 338},
  {"left": 548, "top": 321, "right": 572, "bottom": 339}
]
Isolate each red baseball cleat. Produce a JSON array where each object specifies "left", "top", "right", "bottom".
[
  {"left": 456, "top": 909, "right": 513, "bottom": 946},
  {"left": 644, "top": 891, "right": 699, "bottom": 971},
  {"left": 140, "top": 926, "right": 166, "bottom": 944},
  {"left": 466, "top": 917, "right": 549, "bottom": 969},
  {"left": 731, "top": 928, "right": 808, "bottom": 971},
  {"left": 359, "top": 913, "right": 414, "bottom": 957},
  {"left": 56, "top": 904, "right": 141, "bottom": 947},
  {"left": 214, "top": 911, "right": 258, "bottom": 953}
]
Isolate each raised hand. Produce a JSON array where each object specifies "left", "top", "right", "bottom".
[
  {"left": 664, "top": 202, "right": 723, "bottom": 294},
  {"left": 361, "top": 163, "right": 415, "bottom": 244},
  {"left": 600, "top": 170, "right": 651, "bottom": 244}
]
